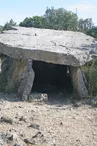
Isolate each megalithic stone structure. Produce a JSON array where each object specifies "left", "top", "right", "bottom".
[{"left": 0, "top": 27, "right": 97, "bottom": 100}]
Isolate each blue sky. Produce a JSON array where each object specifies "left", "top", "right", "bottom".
[{"left": 0, "top": 0, "right": 97, "bottom": 25}]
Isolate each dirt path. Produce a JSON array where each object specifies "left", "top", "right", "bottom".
[{"left": 0, "top": 93, "right": 97, "bottom": 146}]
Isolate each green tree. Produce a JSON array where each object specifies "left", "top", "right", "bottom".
[
  {"left": 3, "top": 19, "right": 17, "bottom": 31},
  {"left": 9, "top": 19, "right": 16, "bottom": 26},
  {"left": 19, "top": 17, "right": 33, "bottom": 27},
  {"left": 78, "top": 18, "right": 93, "bottom": 32},
  {"left": 19, "top": 7, "right": 78, "bottom": 31},
  {"left": 86, "top": 27, "right": 97, "bottom": 38},
  {"left": 32, "top": 16, "right": 43, "bottom": 28},
  {"left": 43, "top": 7, "right": 78, "bottom": 30},
  {"left": 20, "top": 16, "right": 43, "bottom": 28}
]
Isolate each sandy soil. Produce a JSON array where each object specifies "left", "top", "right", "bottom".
[{"left": 0, "top": 93, "right": 97, "bottom": 146}]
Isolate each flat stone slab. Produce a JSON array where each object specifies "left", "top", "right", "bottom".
[{"left": 0, "top": 27, "right": 97, "bottom": 66}]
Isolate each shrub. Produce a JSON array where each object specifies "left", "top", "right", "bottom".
[{"left": 82, "top": 59, "right": 97, "bottom": 97}]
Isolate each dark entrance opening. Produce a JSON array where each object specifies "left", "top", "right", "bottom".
[{"left": 32, "top": 61, "right": 73, "bottom": 101}]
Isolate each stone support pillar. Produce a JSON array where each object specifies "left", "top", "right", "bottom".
[
  {"left": 70, "top": 67, "right": 88, "bottom": 98},
  {"left": 18, "top": 59, "right": 35, "bottom": 101}
]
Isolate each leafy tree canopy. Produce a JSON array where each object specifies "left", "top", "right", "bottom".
[{"left": 20, "top": 7, "right": 78, "bottom": 31}]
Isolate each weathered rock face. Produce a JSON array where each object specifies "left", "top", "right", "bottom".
[
  {"left": 0, "top": 57, "right": 35, "bottom": 100},
  {"left": 0, "top": 27, "right": 97, "bottom": 67},
  {"left": 1, "top": 57, "right": 28, "bottom": 93}
]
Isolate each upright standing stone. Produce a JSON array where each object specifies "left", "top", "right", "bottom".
[
  {"left": 70, "top": 67, "right": 88, "bottom": 98},
  {"left": 1, "top": 57, "right": 28, "bottom": 93},
  {"left": 18, "top": 59, "right": 35, "bottom": 101}
]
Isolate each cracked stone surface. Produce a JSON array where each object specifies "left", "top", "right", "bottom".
[{"left": 0, "top": 27, "right": 97, "bottom": 66}]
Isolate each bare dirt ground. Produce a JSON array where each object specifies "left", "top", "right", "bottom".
[{"left": 0, "top": 93, "right": 97, "bottom": 146}]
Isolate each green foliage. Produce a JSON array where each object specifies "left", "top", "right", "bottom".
[
  {"left": 78, "top": 18, "right": 97, "bottom": 38},
  {"left": 20, "top": 17, "right": 33, "bottom": 27},
  {"left": 32, "top": 16, "right": 43, "bottom": 28},
  {"left": 20, "top": 16, "right": 43, "bottom": 28},
  {"left": 88, "top": 66, "right": 97, "bottom": 96},
  {"left": 82, "top": 60, "right": 97, "bottom": 97},
  {"left": 19, "top": 7, "right": 78, "bottom": 31},
  {"left": 78, "top": 18, "right": 93, "bottom": 32},
  {"left": 43, "top": 7, "right": 78, "bottom": 30},
  {"left": 3, "top": 19, "right": 17, "bottom": 31},
  {"left": 86, "top": 27, "right": 97, "bottom": 38}
]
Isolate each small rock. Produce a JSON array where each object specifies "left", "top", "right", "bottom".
[
  {"left": 19, "top": 116, "right": 26, "bottom": 122},
  {"left": 6, "top": 133, "right": 13, "bottom": 141},
  {"left": 12, "top": 133, "right": 19, "bottom": 141},
  {"left": 28, "top": 123, "right": 40, "bottom": 130},
  {"left": 1, "top": 132, "right": 19, "bottom": 142},
  {"left": 73, "top": 102, "right": 81, "bottom": 108},
  {"left": 34, "top": 33, "right": 37, "bottom": 36},
  {"left": 32, "top": 131, "right": 44, "bottom": 138},
  {"left": 0, "top": 137, "right": 4, "bottom": 145},
  {"left": 60, "top": 122, "right": 63, "bottom": 125},
  {"left": 1, "top": 115, "right": 13, "bottom": 124},
  {"left": 29, "top": 93, "right": 48, "bottom": 102},
  {"left": 24, "top": 138, "right": 35, "bottom": 144},
  {"left": 13, "top": 143, "right": 26, "bottom": 146},
  {"left": 18, "top": 106, "right": 22, "bottom": 108}
]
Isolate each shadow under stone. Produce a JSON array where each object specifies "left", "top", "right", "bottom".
[{"left": 32, "top": 60, "right": 73, "bottom": 104}]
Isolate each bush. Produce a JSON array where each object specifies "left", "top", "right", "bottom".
[
  {"left": 86, "top": 27, "right": 97, "bottom": 39},
  {"left": 82, "top": 59, "right": 97, "bottom": 97},
  {"left": 2, "top": 19, "right": 17, "bottom": 31}
]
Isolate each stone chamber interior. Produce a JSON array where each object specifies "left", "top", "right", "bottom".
[{"left": 32, "top": 60, "right": 73, "bottom": 101}]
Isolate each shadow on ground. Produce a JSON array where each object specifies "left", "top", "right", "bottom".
[
  {"left": 0, "top": 93, "right": 20, "bottom": 102},
  {"left": 0, "top": 90, "right": 96, "bottom": 108}
]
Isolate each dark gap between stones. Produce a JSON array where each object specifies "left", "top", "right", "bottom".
[{"left": 32, "top": 60, "right": 73, "bottom": 101}]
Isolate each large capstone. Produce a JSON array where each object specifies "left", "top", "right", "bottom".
[{"left": 0, "top": 27, "right": 97, "bottom": 66}]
